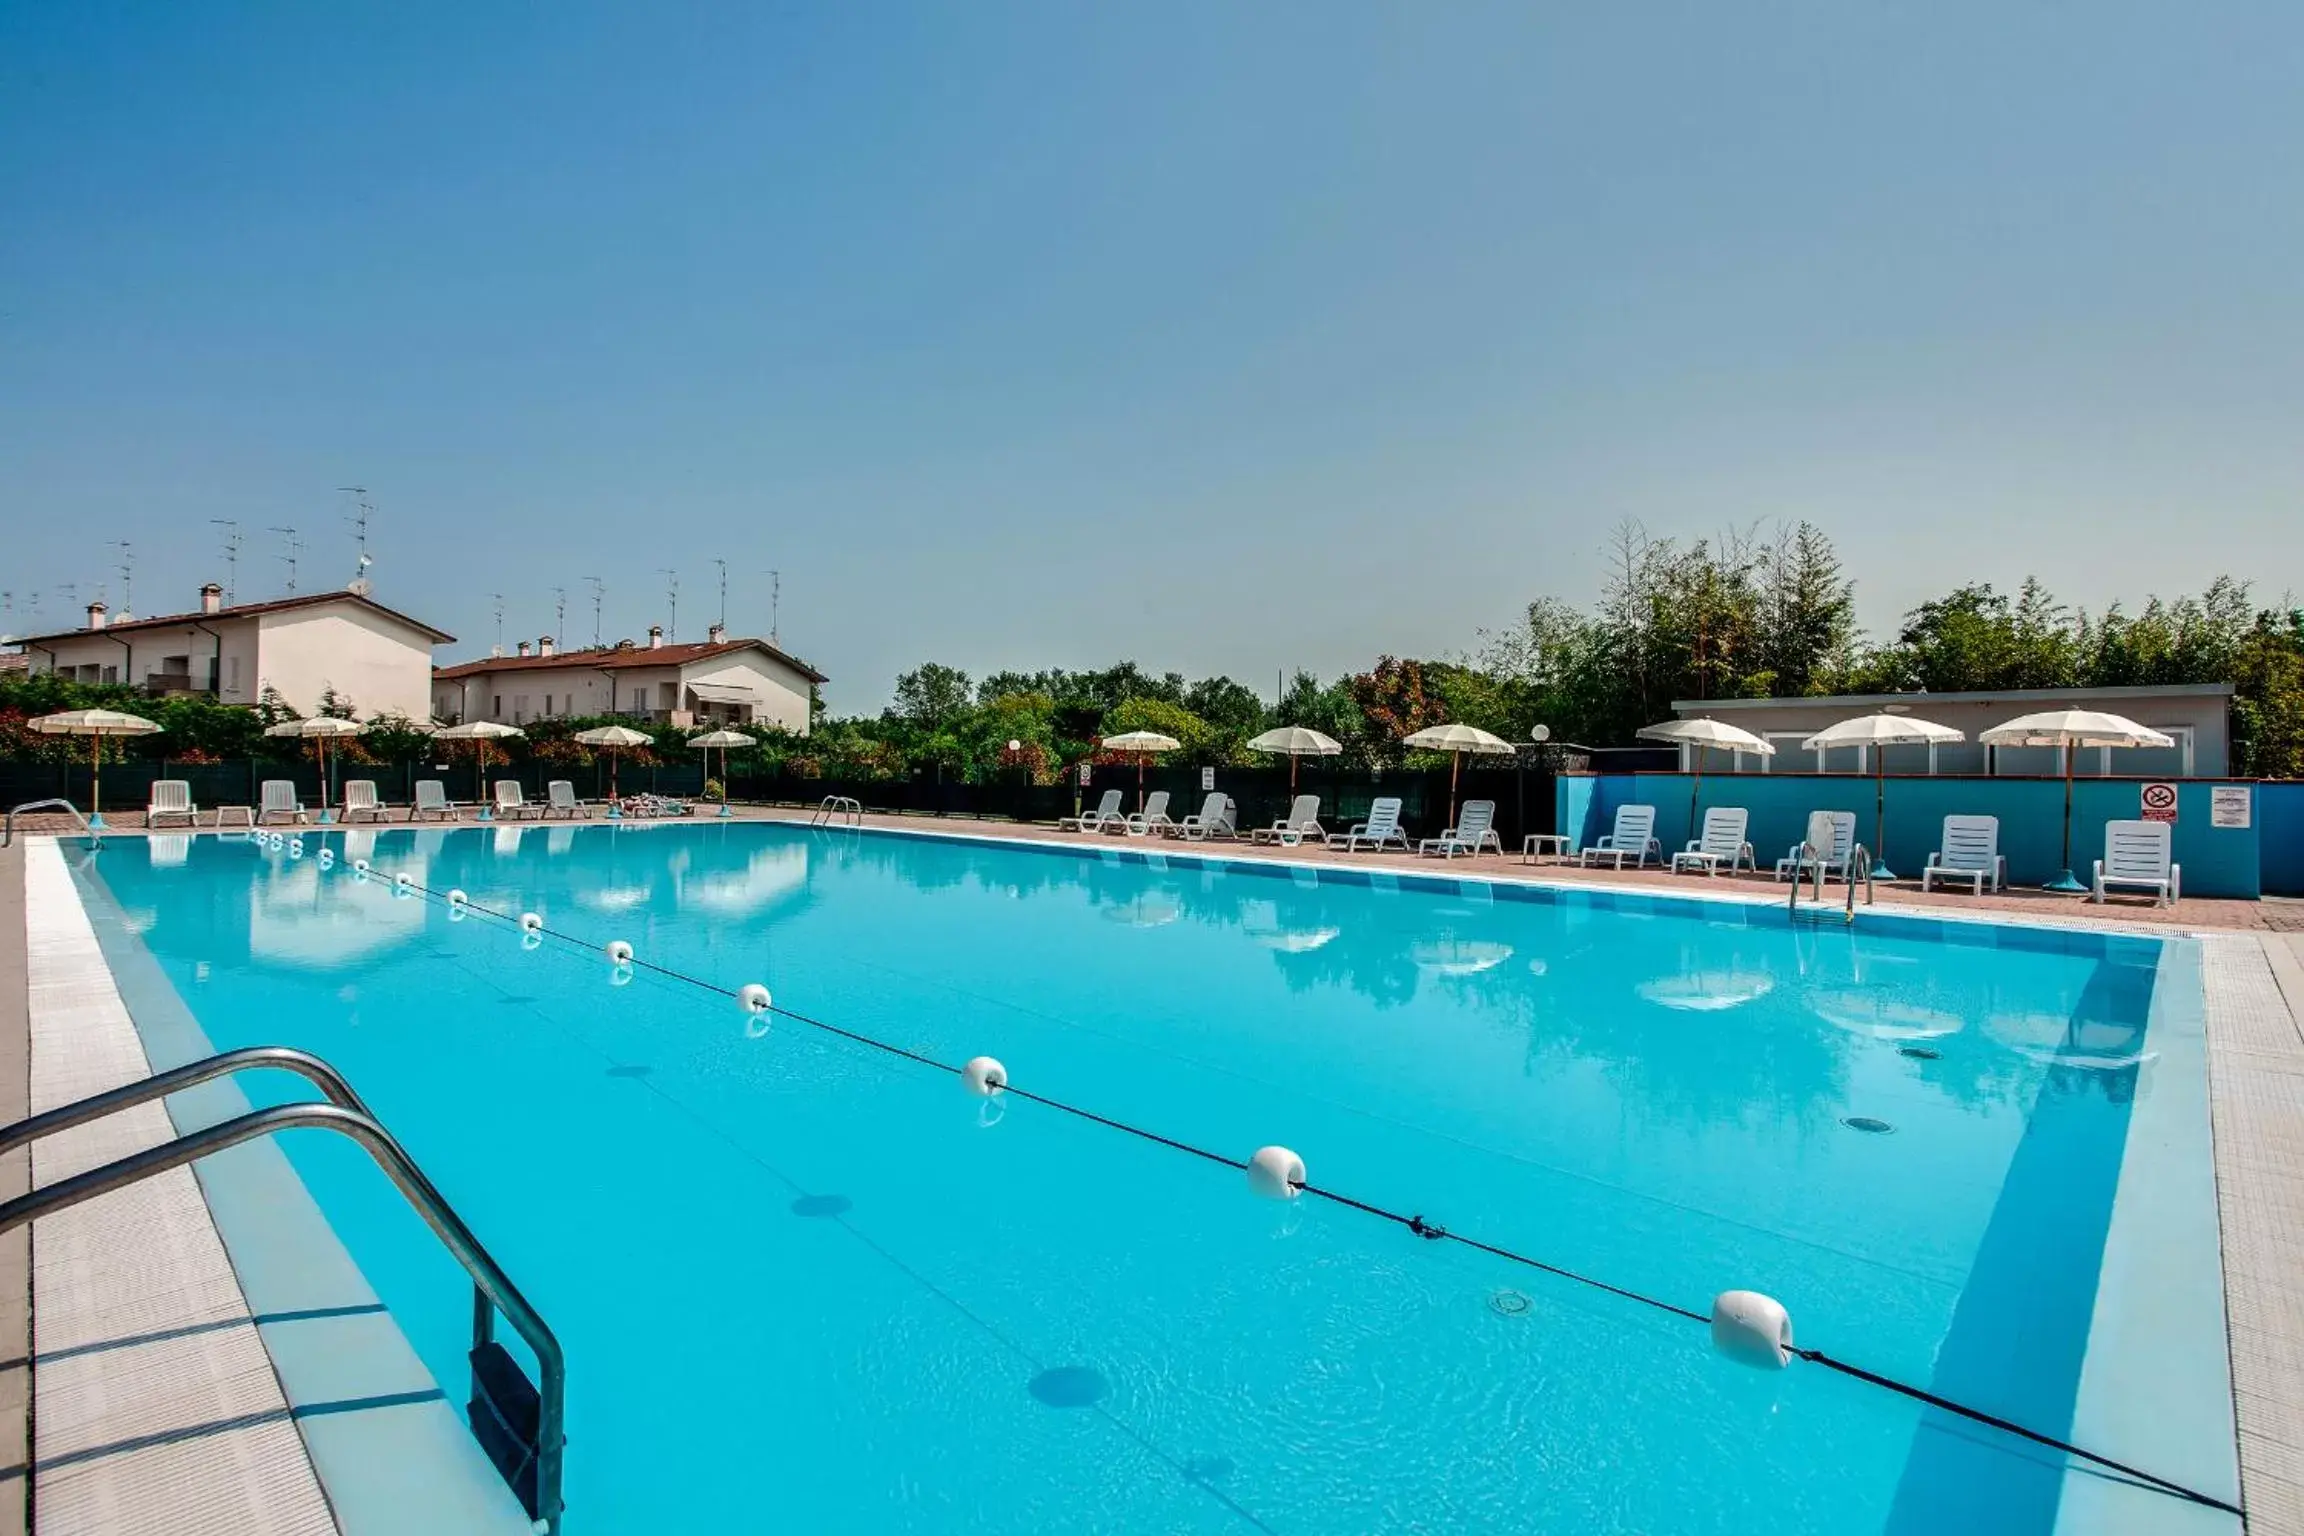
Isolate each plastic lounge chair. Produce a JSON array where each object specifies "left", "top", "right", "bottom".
[
  {"left": 410, "top": 780, "right": 459, "bottom": 821},
  {"left": 341, "top": 780, "right": 388, "bottom": 823},
  {"left": 1328, "top": 797, "right": 1407, "bottom": 853},
  {"left": 1419, "top": 800, "right": 1503, "bottom": 859},
  {"left": 1921, "top": 815, "right": 2005, "bottom": 895},
  {"left": 1577, "top": 804, "right": 1659, "bottom": 870},
  {"left": 1058, "top": 790, "right": 1124, "bottom": 833},
  {"left": 1118, "top": 790, "right": 1173, "bottom": 837},
  {"left": 2094, "top": 819, "right": 2179, "bottom": 906},
  {"left": 1773, "top": 811, "right": 1856, "bottom": 882},
  {"left": 493, "top": 781, "right": 541, "bottom": 821},
  {"left": 1252, "top": 795, "right": 1326, "bottom": 847},
  {"left": 1164, "top": 792, "right": 1235, "bottom": 841},
  {"left": 1670, "top": 807, "right": 1755, "bottom": 876},
  {"left": 545, "top": 780, "right": 589, "bottom": 819},
  {"left": 257, "top": 780, "right": 308, "bottom": 826},
  {"left": 147, "top": 779, "right": 197, "bottom": 829}
]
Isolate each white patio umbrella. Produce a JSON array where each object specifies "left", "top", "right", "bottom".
[
  {"left": 1402, "top": 723, "right": 1514, "bottom": 828},
  {"left": 1634, "top": 716, "right": 1774, "bottom": 833},
  {"left": 28, "top": 709, "right": 159, "bottom": 828},
  {"left": 1245, "top": 726, "right": 1341, "bottom": 794},
  {"left": 1979, "top": 710, "right": 2174, "bottom": 892},
  {"left": 1100, "top": 730, "right": 1181, "bottom": 811},
  {"left": 1801, "top": 712, "right": 1964, "bottom": 879},
  {"left": 574, "top": 724, "right": 652, "bottom": 809},
  {"left": 434, "top": 721, "right": 524, "bottom": 816},
  {"left": 265, "top": 716, "right": 365, "bottom": 822},
  {"left": 689, "top": 728, "right": 755, "bottom": 817}
]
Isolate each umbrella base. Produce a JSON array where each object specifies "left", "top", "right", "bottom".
[
  {"left": 608, "top": 805, "right": 622, "bottom": 820},
  {"left": 2042, "top": 870, "right": 2088, "bottom": 894},
  {"left": 85, "top": 812, "right": 106, "bottom": 831},
  {"left": 478, "top": 808, "right": 494, "bottom": 823},
  {"left": 717, "top": 804, "right": 733, "bottom": 819},
  {"left": 1869, "top": 860, "right": 1894, "bottom": 880},
  {"left": 318, "top": 808, "right": 336, "bottom": 825}
]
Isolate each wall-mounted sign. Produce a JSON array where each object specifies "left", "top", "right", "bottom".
[
  {"left": 2140, "top": 782, "right": 2178, "bottom": 823},
  {"left": 1078, "top": 762, "right": 1093, "bottom": 787},
  {"left": 1201, "top": 766, "right": 1216, "bottom": 791},
  {"left": 2210, "top": 785, "right": 2252, "bottom": 829}
]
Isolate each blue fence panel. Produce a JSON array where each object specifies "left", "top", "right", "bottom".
[
  {"left": 2259, "top": 782, "right": 2304, "bottom": 898},
  {"left": 1558, "top": 773, "right": 2267, "bottom": 897}
]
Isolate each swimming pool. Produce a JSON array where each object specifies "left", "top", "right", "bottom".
[{"left": 77, "top": 822, "right": 2238, "bottom": 1533}]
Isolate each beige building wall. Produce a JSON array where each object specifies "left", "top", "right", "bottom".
[
  {"left": 256, "top": 606, "right": 435, "bottom": 720},
  {"left": 685, "top": 653, "right": 812, "bottom": 733}
]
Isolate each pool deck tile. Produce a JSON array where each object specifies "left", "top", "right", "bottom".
[
  {"left": 21, "top": 840, "right": 336, "bottom": 1536},
  {"left": 0, "top": 841, "right": 30, "bottom": 1536},
  {"left": 2204, "top": 933, "right": 2304, "bottom": 1534}
]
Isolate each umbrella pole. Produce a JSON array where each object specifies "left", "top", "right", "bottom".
[
  {"left": 719, "top": 745, "right": 732, "bottom": 817},
  {"left": 88, "top": 733, "right": 104, "bottom": 828},
  {"left": 1688, "top": 764, "right": 1701, "bottom": 844},
  {"left": 2045, "top": 744, "right": 2086, "bottom": 893},
  {"left": 319, "top": 739, "right": 335, "bottom": 824},
  {"left": 1137, "top": 754, "right": 1145, "bottom": 812},
  {"left": 609, "top": 751, "right": 621, "bottom": 817},
  {"left": 476, "top": 743, "right": 491, "bottom": 821},
  {"left": 1870, "top": 754, "right": 1894, "bottom": 880}
]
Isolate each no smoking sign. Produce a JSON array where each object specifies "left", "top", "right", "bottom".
[{"left": 2140, "top": 782, "right": 2178, "bottom": 823}]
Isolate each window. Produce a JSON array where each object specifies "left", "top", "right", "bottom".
[
  {"left": 101, "top": 665, "right": 117, "bottom": 684},
  {"left": 513, "top": 694, "right": 529, "bottom": 723},
  {"left": 227, "top": 657, "right": 242, "bottom": 697},
  {"left": 2099, "top": 726, "right": 2195, "bottom": 778},
  {"left": 493, "top": 695, "right": 503, "bottom": 717},
  {"left": 542, "top": 693, "right": 553, "bottom": 716},
  {"left": 632, "top": 688, "right": 648, "bottom": 713},
  {"left": 1761, "top": 732, "right": 1818, "bottom": 773}
]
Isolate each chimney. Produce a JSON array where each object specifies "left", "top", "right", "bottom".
[
  {"left": 517, "top": 639, "right": 533, "bottom": 658},
  {"left": 707, "top": 622, "right": 726, "bottom": 645},
  {"left": 200, "top": 583, "right": 223, "bottom": 616},
  {"left": 85, "top": 601, "right": 107, "bottom": 631},
  {"left": 539, "top": 634, "right": 555, "bottom": 657},
  {"left": 648, "top": 625, "right": 664, "bottom": 650}
]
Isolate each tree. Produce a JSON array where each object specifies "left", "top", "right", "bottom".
[
  {"left": 1103, "top": 697, "right": 1216, "bottom": 762},
  {"left": 1346, "top": 657, "right": 1448, "bottom": 764},
  {"left": 889, "top": 663, "right": 973, "bottom": 729}
]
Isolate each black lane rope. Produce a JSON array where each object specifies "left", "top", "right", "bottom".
[{"left": 376, "top": 868, "right": 2239, "bottom": 1518}]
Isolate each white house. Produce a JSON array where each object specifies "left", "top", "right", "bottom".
[
  {"left": 432, "top": 624, "right": 824, "bottom": 734},
  {"left": 17, "top": 586, "right": 453, "bottom": 721}
]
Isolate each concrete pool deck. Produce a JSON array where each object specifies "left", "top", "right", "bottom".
[{"left": 2, "top": 815, "right": 2301, "bottom": 1531}]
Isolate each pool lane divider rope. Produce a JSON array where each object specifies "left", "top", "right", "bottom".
[{"left": 353, "top": 863, "right": 2237, "bottom": 1518}]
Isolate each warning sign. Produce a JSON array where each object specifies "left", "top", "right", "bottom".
[
  {"left": 2211, "top": 785, "right": 2252, "bottom": 829},
  {"left": 2140, "top": 782, "right": 2178, "bottom": 823}
]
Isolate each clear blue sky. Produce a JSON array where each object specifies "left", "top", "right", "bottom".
[{"left": 4, "top": 3, "right": 2299, "bottom": 708}]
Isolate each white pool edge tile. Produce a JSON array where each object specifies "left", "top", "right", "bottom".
[{"left": 23, "top": 839, "right": 337, "bottom": 1536}]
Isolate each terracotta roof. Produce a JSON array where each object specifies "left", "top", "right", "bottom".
[
  {"left": 14, "top": 591, "right": 455, "bottom": 645},
  {"left": 433, "top": 636, "right": 828, "bottom": 685}
]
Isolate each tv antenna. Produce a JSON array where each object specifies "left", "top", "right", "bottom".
[
  {"left": 210, "top": 519, "right": 243, "bottom": 605},
  {"left": 269, "top": 526, "right": 300, "bottom": 594},
  {"left": 489, "top": 592, "right": 506, "bottom": 655},
  {"left": 114, "top": 540, "right": 133, "bottom": 617},
  {"left": 761, "top": 569, "right": 781, "bottom": 646},
  {"left": 658, "top": 568, "right": 678, "bottom": 642},
  {"left": 338, "top": 487, "right": 373, "bottom": 591},
  {"left": 712, "top": 557, "right": 727, "bottom": 630},
  {"left": 552, "top": 585, "right": 567, "bottom": 644},
  {"left": 584, "top": 576, "right": 604, "bottom": 646}
]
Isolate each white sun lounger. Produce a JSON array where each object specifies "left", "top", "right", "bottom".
[
  {"left": 1118, "top": 790, "right": 1173, "bottom": 837},
  {"left": 1420, "top": 799, "right": 1502, "bottom": 859},
  {"left": 1578, "top": 804, "right": 1659, "bottom": 869},
  {"left": 257, "top": 780, "right": 308, "bottom": 826},
  {"left": 147, "top": 779, "right": 198, "bottom": 829},
  {"left": 1921, "top": 815, "right": 2005, "bottom": 894},
  {"left": 1671, "top": 807, "right": 1756, "bottom": 875},
  {"left": 544, "top": 780, "right": 589, "bottom": 819},
  {"left": 493, "top": 780, "right": 542, "bottom": 821},
  {"left": 341, "top": 780, "right": 388, "bottom": 823},
  {"left": 1252, "top": 795, "right": 1325, "bottom": 846},
  {"left": 2094, "top": 819, "right": 2179, "bottom": 906},
  {"left": 1164, "top": 792, "right": 1235, "bottom": 841},
  {"left": 1774, "top": 811, "right": 1856, "bottom": 882},
  {"left": 1059, "top": 789, "right": 1124, "bottom": 833},
  {"left": 1328, "top": 797, "right": 1407, "bottom": 852},
  {"left": 410, "top": 779, "right": 460, "bottom": 821}
]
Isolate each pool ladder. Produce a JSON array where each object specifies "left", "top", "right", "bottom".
[
  {"left": 0, "top": 1046, "right": 566, "bottom": 1533},
  {"left": 1, "top": 798, "right": 93, "bottom": 847},
  {"left": 1788, "top": 842, "right": 1875, "bottom": 923},
  {"left": 810, "top": 794, "right": 863, "bottom": 828}
]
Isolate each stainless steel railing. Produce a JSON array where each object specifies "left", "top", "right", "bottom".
[
  {"left": 2, "top": 798, "right": 93, "bottom": 847},
  {"left": 811, "top": 794, "right": 863, "bottom": 827},
  {"left": 0, "top": 1050, "right": 565, "bottom": 1532}
]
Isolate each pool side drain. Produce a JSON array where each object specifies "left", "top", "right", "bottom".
[{"left": 1841, "top": 1116, "right": 1896, "bottom": 1135}]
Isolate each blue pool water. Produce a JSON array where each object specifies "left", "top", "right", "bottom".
[{"left": 79, "top": 823, "right": 2233, "bottom": 1534}]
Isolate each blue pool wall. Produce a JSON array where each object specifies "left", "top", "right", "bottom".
[{"left": 1559, "top": 773, "right": 2269, "bottom": 898}]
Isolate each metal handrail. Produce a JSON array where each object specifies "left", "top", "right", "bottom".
[
  {"left": 1788, "top": 838, "right": 1872, "bottom": 922},
  {"left": 0, "top": 1045, "right": 370, "bottom": 1157},
  {"left": 3, "top": 798, "right": 92, "bottom": 847},
  {"left": 0, "top": 1081, "right": 564, "bottom": 1532},
  {"left": 1848, "top": 845, "right": 1875, "bottom": 914},
  {"left": 811, "top": 794, "right": 863, "bottom": 827}
]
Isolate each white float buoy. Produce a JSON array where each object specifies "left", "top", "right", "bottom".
[
  {"left": 610, "top": 963, "right": 633, "bottom": 988},
  {"left": 1710, "top": 1290, "right": 1793, "bottom": 1369},
  {"left": 393, "top": 872, "right": 415, "bottom": 891},
  {"left": 738, "top": 982, "right": 771, "bottom": 1014},
  {"left": 318, "top": 847, "right": 334, "bottom": 867},
  {"left": 961, "top": 1056, "right": 1007, "bottom": 1097},
  {"left": 1247, "top": 1145, "right": 1306, "bottom": 1200},
  {"left": 519, "top": 911, "right": 544, "bottom": 933},
  {"left": 606, "top": 939, "right": 634, "bottom": 964},
  {"left": 354, "top": 858, "right": 370, "bottom": 873},
  {"left": 447, "top": 889, "right": 468, "bottom": 906},
  {"left": 287, "top": 839, "right": 304, "bottom": 858}
]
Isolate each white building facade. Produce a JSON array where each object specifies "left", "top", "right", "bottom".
[
  {"left": 432, "top": 626, "right": 823, "bottom": 734},
  {"left": 18, "top": 587, "right": 452, "bottom": 721}
]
